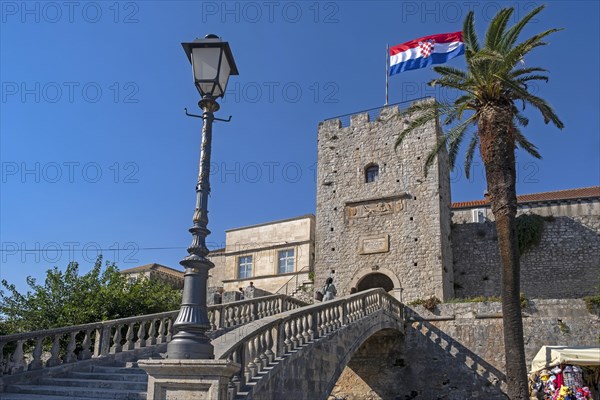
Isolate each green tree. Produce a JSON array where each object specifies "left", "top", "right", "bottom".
[
  {"left": 0, "top": 256, "right": 182, "bottom": 333},
  {"left": 395, "top": 6, "right": 563, "bottom": 399}
]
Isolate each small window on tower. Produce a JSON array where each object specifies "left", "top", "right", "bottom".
[{"left": 365, "top": 164, "right": 379, "bottom": 183}]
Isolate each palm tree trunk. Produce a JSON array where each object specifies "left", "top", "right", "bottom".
[{"left": 479, "top": 103, "right": 528, "bottom": 399}]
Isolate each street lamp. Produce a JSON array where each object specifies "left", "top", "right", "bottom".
[{"left": 167, "top": 34, "right": 239, "bottom": 360}]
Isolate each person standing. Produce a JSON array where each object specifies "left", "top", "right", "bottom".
[
  {"left": 238, "top": 287, "right": 245, "bottom": 300},
  {"left": 322, "top": 277, "right": 337, "bottom": 301},
  {"left": 246, "top": 281, "right": 256, "bottom": 299}
]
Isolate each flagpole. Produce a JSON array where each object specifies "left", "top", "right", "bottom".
[{"left": 385, "top": 43, "right": 389, "bottom": 106}]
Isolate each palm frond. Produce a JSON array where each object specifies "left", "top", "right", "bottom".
[
  {"left": 514, "top": 127, "right": 542, "bottom": 159},
  {"left": 395, "top": 101, "right": 444, "bottom": 149},
  {"left": 510, "top": 67, "right": 548, "bottom": 78},
  {"left": 485, "top": 7, "right": 514, "bottom": 50},
  {"left": 447, "top": 115, "right": 477, "bottom": 169},
  {"left": 499, "top": 76, "right": 564, "bottom": 128},
  {"left": 463, "top": 11, "right": 480, "bottom": 58},
  {"left": 501, "top": 5, "right": 546, "bottom": 51},
  {"left": 463, "top": 133, "right": 479, "bottom": 179},
  {"left": 432, "top": 66, "right": 468, "bottom": 81}
]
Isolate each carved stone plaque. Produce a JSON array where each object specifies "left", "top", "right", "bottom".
[
  {"left": 359, "top": 234, "right": 389, "bottom": 254},
  {"left": 346, "top": 195, "right": 406, "bottom": 220}
]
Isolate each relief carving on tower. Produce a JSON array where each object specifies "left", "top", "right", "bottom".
[{"left": 345, "top": 194, "right": 407, "bottom": 221}]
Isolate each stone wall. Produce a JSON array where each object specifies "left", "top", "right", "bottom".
[
  {"left": 315, "top": 102, "right": 453, "bottom": 303},
  {"left": 452, "top": 215, "right": 600, "bottom": 299},
  {"left": 332, "top": 299, "right": 599, "bottom": 399},
  {"left": 452, "top": 197, "right": 600, "bottom": 224}
]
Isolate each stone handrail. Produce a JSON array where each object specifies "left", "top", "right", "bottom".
[
  {"left": 217, "top": 288, "right": 403, "bottom": 397},
  {"left": 0, "top": 294, "right": 306, "bottom": 376}
]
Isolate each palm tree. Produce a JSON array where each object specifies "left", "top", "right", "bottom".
[{"left": 395, "top": 6, "right": 563, "bottom": 399}]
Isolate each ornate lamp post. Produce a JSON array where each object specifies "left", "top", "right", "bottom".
[{"left": 167, "top": 34, "right": 239, "bottom": 360}]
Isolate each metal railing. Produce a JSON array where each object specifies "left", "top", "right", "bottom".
[
  {"left": 0, "top": 294, "right": 307, "bottom": 376},
  {"left": 274, "top": 266, "right": 311, "bottom": 296},
  {"left": 322, "top": 97, "right": 430, "bottom": 128}
]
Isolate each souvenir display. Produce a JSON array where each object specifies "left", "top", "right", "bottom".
[{"left": 529, "top": 364, "right": 597, "bottom": 399}]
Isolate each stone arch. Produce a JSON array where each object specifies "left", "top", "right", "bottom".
[
  {"left": 349, "top": 267, "right": 402, "bottom": 300},
  {"left": 243, "top": 311, "right": 403, "bottom": 400}
]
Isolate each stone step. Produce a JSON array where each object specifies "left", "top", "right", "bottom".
[
  {"left": 0, "top": 393, "right": 101, "bottom": 400},
  {"left": 39, "top": 377, "right": 147, "bottom": 391},
  {"left": 70, "top": 371, "right": 148, "bottom": 382},
  {"left": 90, "top": 365, "right": 147, "bottom": 375},
  {"left": 6, "top": 384, "right": 147, "bottom": 400}
]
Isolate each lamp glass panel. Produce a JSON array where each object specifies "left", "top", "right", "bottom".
[
  {"left": 218, "top": 54, "right": 231, "bottom": 95},
  {"left": 191, "top": 47, "right": 220, "bottom": 82}
]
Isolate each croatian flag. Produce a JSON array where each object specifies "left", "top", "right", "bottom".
[{"left": 389, "top": 32, "right": 464, "bottom": 75}]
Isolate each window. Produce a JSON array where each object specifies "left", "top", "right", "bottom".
[
  {"left": 278, "top": 249, "right": 295, "bottom": 274},
  {"left": 472, "top": 209, "right": 485, "bottom": 223},
  {"left": 365, "top": 164, "right": 379, "bottom": 183},
  {"left": 238, "top": 256, "right": 253, "bottom": 279}
]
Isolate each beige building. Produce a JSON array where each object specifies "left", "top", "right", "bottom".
[
  {"left": 208, "top": 215, "right": 315, "bottom": 295},
  {"left": 120, "top": 263, "right": 184, "bottom": 290},
  {"left": 451, "top": 186, "right": 600, "bottom": 223}
]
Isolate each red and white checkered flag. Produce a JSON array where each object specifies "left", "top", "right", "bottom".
[{"left": 418, "top": 39, "right": 435, "bottom": 58}]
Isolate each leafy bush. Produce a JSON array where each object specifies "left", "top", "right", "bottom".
[
  {"left": 0, "top": 256, "right": 182, "bottom": 334},
  {"left": 516, "top": 214, "right": 545, "bottom": 254}
]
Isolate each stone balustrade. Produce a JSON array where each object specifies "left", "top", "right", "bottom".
[
  {"left": 0, "top": 294, "right": 306, "bottom": 377},
  {"left": 216, "top": 288, "right": 403, "bottom": 397}
]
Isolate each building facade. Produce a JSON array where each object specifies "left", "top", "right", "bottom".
[{"left": 208, "top": 215, "right": 315, "bottom": 295}]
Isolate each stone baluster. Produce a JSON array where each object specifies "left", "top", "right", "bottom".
[
  {"left": 9, "top": 340, "right": 26, "bottom": 373},
  {"left": 135, "top": 322, "right": 146, "bottom": 348},
  {"left": 326, "top": 307, "right": 333, "bottom": 333},
  {"left": 264, "top": 327, "right": 275, "bottom": 364},
  {"left": 308, "top": 311, "right": 316, "bottom": 341},
  {"left": 254, "top": 335, "right": 265, "bottom": 371},
  {"left": 302, "top": 315, "right": 310, "bottom": 343},
  {"left": 275, "top": 321, "right": 285, "bottom": 357},
  {"left": 246, "top": 337, "right": 258, "bottom": 380},
  {"left": 342, "top": 301, "right": 348, "bottom": 326},
  {"left": 259, "top": 331, "right": 269, "bottom": 368},
  {"left": 64, "top": 331, "right": 78, "bottom": 363},
  {"left": 94, "top": 325, "right": 111, "bottom": 357},
  {"left": 295, "top": 317, "right": 303, "bottom": 346},
  {"left": 158, "top": 319, "right": 167, "bottom": 344},
  {"left": 147, "top": 319, "right": 157, "bottom": 346},
  {"left": 167, "top": 318, "right": 174, "bottom": 341},
  {"left": 29, "top": 337, "right": 43, "bottom": 370},
  {"left": 111, "top": 325, "right": 123, "bottom": 354},
  {"left": 289, "top": 318, "right": 298, "bottom": 349},
  {"left": 124, "top": 323, "right": 135, "bottom": 351},
  {"left": 226, "top": 306, "right": 233, "bottom": 327},
  {"left": 230, "top": 344, "right": 244, "bottom": 393},
  {"left": 46, "top": 335, "right": 62, "bottom": 367},
  {"left": 0, "top": 342, "right": 5, "bottom": 375},
  {"left": 283, "top": 320, "right": 292, "bottom": 353},
  {"left": 79, "top": 329, "right": 92, "bottom": 360},
  {"left": 251, "top": 300, "right": 258, "bottom": 321}
]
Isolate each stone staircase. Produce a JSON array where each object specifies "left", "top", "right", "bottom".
[
  {"left": 0, "top": 295, "right": 307, "bottom": 400},
  {"left": 0, "top": 361, "right": 148, "bottom": 400}
]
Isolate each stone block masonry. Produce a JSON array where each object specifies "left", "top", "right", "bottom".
[
  {"left": 315, "top": 102, "right": 453, "bottom": 303},
  {"left": 452, "top": 215, "right": 600, "bottom": 299}
]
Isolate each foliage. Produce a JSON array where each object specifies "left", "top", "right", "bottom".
[
  {"left": 393, "top": 6, "right": 563, "bottom": 176},
  {"left": 408, "top": 296, "right": 441, "bottom": 311},
  {"left": 516, "top": 213, "right": 545, "bottom": 254},
  {"left": 308, "top": 271, "right": 315, "bottom": 282},
  {"left": 583, "top": 295, "right": 600, "bottom": 315},
  {"left": 445, "top": 295, "right": 501, "bottom": 303},
  {"left": 0, "top": 257, "right": 182, "bottom": 334},
  {"left": 393, "top": 5, "right": 563, "bottom": 396}
]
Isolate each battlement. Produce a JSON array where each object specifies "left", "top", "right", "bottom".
[{"left": 318, "top": 97, "right": 431, "bottom": 130}]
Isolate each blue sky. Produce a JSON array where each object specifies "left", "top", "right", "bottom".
[{"left": 1, "top": 1, "right": 598, "bottom": 292}]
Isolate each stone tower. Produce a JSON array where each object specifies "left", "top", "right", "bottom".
[{"left": 315, "top": 101, "right": 453, "bottom": 303}]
